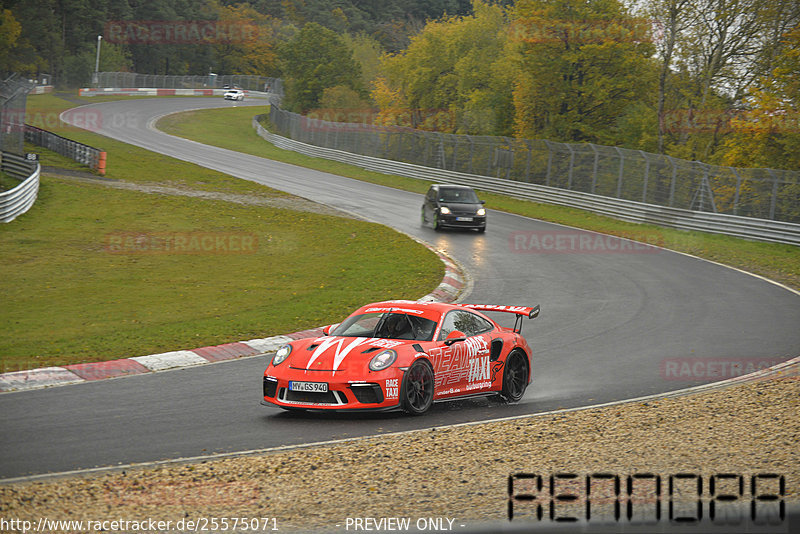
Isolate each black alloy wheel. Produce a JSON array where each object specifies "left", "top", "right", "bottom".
[
  {"left": 400, "top": 359, "right": 435, "bottom": 415},
  {"left": 501, "top": 351, "right": 528, "bottom": 402}
]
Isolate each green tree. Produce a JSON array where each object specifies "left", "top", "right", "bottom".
[
  {"left": 212, "top": 3, "right": 278, "bottom": 75},
  {"left": 279, "top": 22, "right": 363, "bottom": 113},
  {"left": 719, "top": 25, "right": 800, "bottom": 171},
  {"left": 0, "top": 8, "right": 23, "bottom": 74},
  {"left": 510, "top": 0, "right": 657, "bottom": 143},
  {"left": 373, "top": 0, "right": 510, "bottom": 133},
  {"left": 341, "top": 32, "right": 384, "bottom": 96}
]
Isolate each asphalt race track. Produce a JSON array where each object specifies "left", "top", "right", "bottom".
[{"left": 2, "top": 97, "right": 799, "bottom": 479}]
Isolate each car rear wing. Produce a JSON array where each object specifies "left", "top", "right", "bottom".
[{"left": 460, "top": 304, "right": 540, "bottom": 334}]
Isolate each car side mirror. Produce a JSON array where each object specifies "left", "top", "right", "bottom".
[
  {"left": 322, "top": 324, "right": 336, "bottom": 336},
  {"left": 480, "top": 200, "right": 485, "bottom": 204},
  {"left": 444, "top": 330, "right": 467, "bottom": 346}
]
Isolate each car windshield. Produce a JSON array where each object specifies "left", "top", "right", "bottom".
[
  {"left": 331, "top": 312, "right": 436, "bottom": 341},
  {"left": 439, "top": 188, "right": 479, "bottom": 203}
]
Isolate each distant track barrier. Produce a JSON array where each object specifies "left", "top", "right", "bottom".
[
  {"left": 24, "top": 124, "right": 106, "bottom": 175},
  {"left": 78, "top": 87, "right": 271, "bottom": 99},
  {"left": 0, "top": 151, "right": 40, "bottom": 223},
  {"left": 253, "top": 115, "right": 800, "bottom": 246}
]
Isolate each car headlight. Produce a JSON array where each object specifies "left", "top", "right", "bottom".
[
  {"left": 439, "top": 206, "right": 451, "bottom": 215},
  {"left": 369, "top": 349, "right": 397, "bottom": 371},
  {"left": 476, "top": 207, "right": 486, "bottom": 216},
  {"left": 272, "top": 344, "right": 292, "bottom": 366}
]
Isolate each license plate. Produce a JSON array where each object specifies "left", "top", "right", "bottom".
[
  {"left": 456, "top": 217, "right": 473, "bottom": 222},
  {"left": 289, "top": 381, "right": 328, "bottom": 393}
]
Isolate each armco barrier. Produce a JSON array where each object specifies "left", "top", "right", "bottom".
[
  {"left": 24, "top": 124, "right": 106, "bottom": 175},
  {"left": 252, "top": 116, "right": 800, "bottom": 246},
  {"left": 78, "top": 87, "right": 272, "bottom": 99},
  {"left": 0, "top": 151, "right": 40, "bottom": 223}
]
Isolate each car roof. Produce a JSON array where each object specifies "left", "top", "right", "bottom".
[
  {"left": 353, "top": 300, "right": 508, "bottom": 326},
  {"left": 353, "top": 300, "right": 464, "bottom": 321},
  {"left": 432, "top": 184, "right": 475, "bottom": 190}
]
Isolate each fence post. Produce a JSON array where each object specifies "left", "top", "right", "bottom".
[
  {"left": 732, "top": 167, "right": 741, "bottom": 215},
  {"left": 668, "top": 156, "right": 677, "bottom": 207},
  {"left": 566, "top": 144, "right": 575, "bottom": 189},
  {"left": 544, "top": 140, "right": 554, "bottom": 187},
  {"left": 615, "top": 147, "right": 624, "bottom": 198},
  {"left": 467, "top": 135, "right": 475, "bottom": 175},
  {"left": 521, "top": 140, "right": 531, "bottom": 183},
  {"left": 639, "top": 150, "right": 650, "bottom": 203},
  {"left": 768, "top": 169, "right": 779, "bottom": 220},
  {"left": 590, "top": 143, "right": 599, "bottom": 194},
  {"left": 452, "top": 135, "right": 460, "bottom": 171}
]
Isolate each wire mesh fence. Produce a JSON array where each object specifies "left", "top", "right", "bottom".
[
  {"left": 24, "top": 125, "right": 106, "bottom": 174},
  {"left": 95, "top": 72, "right": 283, "bottom": 94},
  {"left": 0, "top": 74, "right": 35, "bottom": 156},
  {"left": 269, "top": 105, "right": 800, "bottom": 223}
]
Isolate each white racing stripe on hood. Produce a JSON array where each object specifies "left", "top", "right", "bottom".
[{"left": 307, "top": 337, "right": 370, "bottom": 372}]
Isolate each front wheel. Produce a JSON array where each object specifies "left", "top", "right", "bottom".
[
  {"left": 500, "top": 351, "right": 529, "bottom": 402},
  {"left": 400, "top": 359, "right": 435, "bottom": 415}
]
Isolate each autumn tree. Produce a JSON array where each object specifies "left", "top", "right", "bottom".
[
  {"left": 373, "top": 0, "right": 510, "bottom": 133},
  {"left": 0, "top": 9, "right": 23, "bottom": 74},
  {"left": 212, "top": 3, "right": 278, "bottom": 75},
  {"left": 720, "top": 24, "right": 800, "bottom": 171},
  {"left": 279, "top": 22, "right": 364, "bottom": 113},
  {"left": 510, "top": 0, "right": 657, "bottom": 144}
]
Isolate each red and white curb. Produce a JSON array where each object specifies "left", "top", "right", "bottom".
[{"left": 0, "top": 249, "right": 465, "bottom": 393}]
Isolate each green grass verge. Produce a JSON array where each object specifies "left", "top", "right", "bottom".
[
  {"left": 0, "top": 171, "right": 20, "bottom": 192},
  {"left": 0, "top": 93, "right": 442, "bottom": 371},
  {"left": 158, "top": 107, "right": 800, "bottom": 291}
]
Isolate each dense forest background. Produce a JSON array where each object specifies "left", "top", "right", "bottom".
[{"left": 1, "top": 0, "right": 798, "bottom": 170}]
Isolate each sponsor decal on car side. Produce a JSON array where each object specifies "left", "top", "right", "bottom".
[
  {"left": 428, "top": 335, "right": 490, "bottom": 387},
  {"left": 385, "top": 378, "right": 399, "bottom": 399}
]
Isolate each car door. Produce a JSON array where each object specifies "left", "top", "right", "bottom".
[{"left": 430, "top": 309, "right": 495, "bottom": 396}]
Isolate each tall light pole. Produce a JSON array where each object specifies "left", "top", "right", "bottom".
[{"left": 93, "top": 35, "right": 102, "bottom": 86}]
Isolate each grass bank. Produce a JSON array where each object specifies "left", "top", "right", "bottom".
[
  {"left": 0, "top": 94, "right": 442, "bottom": 371},
  {"left": 158, "top": 106, "right": 800, "bottom": 291}
]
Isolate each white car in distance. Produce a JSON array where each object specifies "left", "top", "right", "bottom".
[{"left": 224, "top": 88, "right": 244, "bottom": 101}]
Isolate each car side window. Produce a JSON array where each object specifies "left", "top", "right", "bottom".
[
  {"left": 437, "top": 310, "right": 493, "bottom": 340},
  {"left": 426, "top": 188, "right": 437, "bottom": 203}
]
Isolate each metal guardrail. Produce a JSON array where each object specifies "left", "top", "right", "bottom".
[
  {"left": 24, "top": 125, "right": 106, "bottom": 175},
  {"left": 268, "top": 105, "right": 800, "bottom": 224},
  {"left": 0, "top": 152, "right": 40, "bottom": 223},
  {"left": 253, "top": 115, "right": 800, "bottom": 246}
]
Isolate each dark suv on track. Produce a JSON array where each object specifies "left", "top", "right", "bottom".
[{"left": 422, "top": 184, "right": 486, "bottom": 232}]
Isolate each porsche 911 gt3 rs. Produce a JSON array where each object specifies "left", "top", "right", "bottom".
[{"left": 262, "top": 300, "right": 539, "bottom": 415}]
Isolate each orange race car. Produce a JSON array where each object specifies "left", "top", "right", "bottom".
[{"left": 262, "top": 300, "right": 539, "bottom": 415}]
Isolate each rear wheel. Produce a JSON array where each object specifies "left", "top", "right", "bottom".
[
  {"left": 400, "top": 359, "right": 435, "bottom": 415},
  {"left": 500, "top": 351, "right": 529, "bottom": 402}
]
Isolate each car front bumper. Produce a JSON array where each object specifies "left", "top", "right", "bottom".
[
  {"left": 439, "top": 214, "right": 486, "bottom": 229},
  {"left": 262, "top": 369, "right": 404, "bottom": 411}
]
